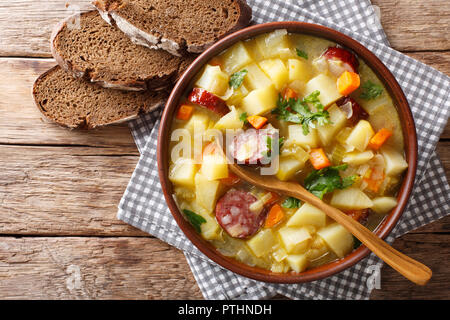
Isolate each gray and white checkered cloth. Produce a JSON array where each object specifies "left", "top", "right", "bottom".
[{"left": 118, "top": 0, "right": 450, "bottom": 299}]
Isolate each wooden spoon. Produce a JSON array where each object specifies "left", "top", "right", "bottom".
[{"left": 229, "top": 163, "right": 432, "bottom": 285}]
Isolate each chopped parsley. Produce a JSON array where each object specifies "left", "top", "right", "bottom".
[
  {"left": 281, "top": 197, "right": 302, "bottom": 209},
  {"left": 239, "top": 112, "right": 249, "bottom": 124},
  {"left": 183, "top": 209, "right": 206, "bottom": 234},
  {"left": 229, "top": 69, "right": 248, "bottom": 90},
  {"left": 272, "top": 90, "right": 331, "bottom": 135},
  {"left": 304, "top": 164, "right": 358, "bottom": 199},
  {"left": 296, "top": 48, "right": 308, "bottom": 60},
  {"left": 359, "top": 81, "right": 383, "bottom": 100}
]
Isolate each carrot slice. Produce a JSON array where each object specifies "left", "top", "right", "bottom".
[
  {"left": 176, "top": 104, "right": 194, "bottom": 121},
  {"left": 283, "top": 87, "right": 298, "bottom": 100},
  {"left": 368, "top": 128, "right": 392, "bottom": 150},
  {"left": 309, "top": 148, "right": 331, "bottom": 170},
  {"left": 247, "top": 115, "right": 268, "bottom": 129},
  {"left": 337, "top": 71, "right": 361, "bottom": 96},
  {"left": 264, "top": 204, "right": 285, "bottom": 228},
  {"left": 220, "top": 172, "right": 241, "bottom": 186}
]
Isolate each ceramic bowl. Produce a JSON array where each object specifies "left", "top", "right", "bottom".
[{"left": 157, "top": 22, "right": 417, "bottom": 283}]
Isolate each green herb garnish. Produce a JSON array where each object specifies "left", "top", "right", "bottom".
[
  {"left": 272, "top": 90, "right": 331, "bottom": 135},
  {"left": 229, "top": 69, "right": 248, "bottom": 89},
  {"left": 359, "top": 81, "right": 383, "bottom": 100},
  {"left": 239, "top": 112, "right": 249, "bottom": 124},
  {"left": 304, "top": 164, "right": 358, "bottom": 199},
  {"left": 183, "top": 209, "right": 206, "bottom": 234},
  {"left": 296, "top": 48, "right": 308, "bottom": 60},
  {"left": 281, "top": 197, "right": 302, "bottom": 209}
]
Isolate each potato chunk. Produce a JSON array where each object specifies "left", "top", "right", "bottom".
[
  {"left": 214, "top": 106, "right": 244, "bottom": 130},
  {"left": 194, "top": 173, "right": 222, "bottom": 212},
  {"left": 304, "top": 74, "right": 343, "bottom": 107},
  {"left": 255, "top": 29, "right": 294, "bottom": 60},
  {"left": 345, "top": 120, "right": 375, "bottom": 152},
  {"left": 188, "top": 202, "right": 221, "bottom": 240},
  {"left": 247, "top": 229, "right": 276, "bottom": 258},
  {"left": 286, "top": 254, "right": 308, "bottom": 273},
  {"left": 380, "top": 146, "right": 408, "bottom": 176},
  {"left": 287, "top": 58, "right": 312, "bottom": 83},
  {"left": 278, "top": 227, "right": 312, "bottom": 254},
  {"left": 371, "top": 197, "right": 398, "bottom": 214},
  {"left": 287, "top": 203, "right": 326, "bottom": 228},
  {"left": 330, "top": 187, "right": 374, "bottom": 210},
  {"left": 169, "top": 158, "right": 198, "bottom": 187},
  {"left": 276, "top": 156, "right": 306, "bottom": 181},
  {"left": 317, "top": 223, "right": 354, "bottom": 258},
  {"left": 241, "top": 85, "right": 278, "bottom": 116},
  {"left": 342, "top": 150, "right": 375, "bottom": 165},
  {"left": 221, "top": 41, "right": 254, "bottom": 74},
  {"left": 200, "top": 151, "right": 228, "bottom": 181},
  {"left": 316, "top": 104, "right": 347, "bottom": 145},
  {"left": 243, "top": 63, "right": 273, "bottom": 90},
  {"left": 185, "top": 112, "right": 210, "bottom": 136},
  {"left": 259, "top": 59, "right": 289, "bottom": 90},
  {"left": 195, "top": 65, "right": 229, "bottom": 96},
  {"left": 287, "top": 125, "right": 319, "bottom": 149}
]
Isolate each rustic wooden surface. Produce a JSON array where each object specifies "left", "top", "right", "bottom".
[{"left": 0, "top": 0, "right": 448, "bottom": 300}]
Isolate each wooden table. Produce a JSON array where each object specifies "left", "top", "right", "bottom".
[{"left": 0, "top": 0, "right": 448, "bottom": 300}]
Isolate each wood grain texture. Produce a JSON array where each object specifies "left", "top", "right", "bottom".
[
  {"left": 0, "top": 0, "right": 449, "bottom": 57},
  {"left": 370, "top": 233, "right": 450, "bottom": 300},
  {"left": 442, "top": 121, "right": 450, "bottom": 139},
  {"left": 0, "top": 0, "right": 92, "bottom": 57},
  {"left": 436, "top": 141, "right": 450, "bottom": 181},
  {"left": 0, "top": 233, "right": 446, "bottom": 299},
  {"left": 0, "top": 237, "right": 203, "bottom": 299},
  {"left": 372, "top": 0, "right": 450, "bottom": 51},
  {"left": 0, "top": 145, "right": 145, "bottom": 236}
]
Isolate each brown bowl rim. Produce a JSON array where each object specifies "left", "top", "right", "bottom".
[{"left": 157, "top": 21, "right": 418, "bottom": 283}]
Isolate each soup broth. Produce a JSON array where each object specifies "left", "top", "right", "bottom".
[{"left": 168, "top": 30, "right": 408, "bottom": 273}]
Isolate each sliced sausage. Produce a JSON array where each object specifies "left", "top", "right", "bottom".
[
  {"left": 188, "top": 88, "right": 229, "bottom": 116},
  {"left": 215, "top": 189, "right": 267, "bottom": 239},
  {"left": 323, "top": 46, "right": 359, "bottom": 76},
  {"left": 336, "top": 97, "right": 369, "bottom": 126}
]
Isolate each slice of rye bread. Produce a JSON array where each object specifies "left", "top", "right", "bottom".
[
  {"left": 51, "top": 10, "right": 196, "bottom": 91},
  {"left": 33, "top": 66, "right": 167, "bottom": 129},
  {"left": 93, "top": 0, "right": 252, "bottom": 56}
]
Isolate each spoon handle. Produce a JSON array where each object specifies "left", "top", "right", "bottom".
[
  {"left": 289, "top": 185, "right": 432, "bottom": 286},
  {"left": 229, "top": 164, "right": 432, "bottom": 285}
]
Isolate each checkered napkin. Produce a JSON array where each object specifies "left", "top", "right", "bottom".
[{"left": 119, "top": 0, "right": 450, "bottom": 299}]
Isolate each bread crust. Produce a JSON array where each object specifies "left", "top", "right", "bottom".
[
  {"left": 33, "top": 66, "right": 167, "bottom": 129},
  {"left": 50, "top": 11, "right": 179, "bottom": 92},
  {"left": 93, "top": 0, "right": 252, "bottom": 56}
]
